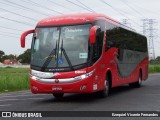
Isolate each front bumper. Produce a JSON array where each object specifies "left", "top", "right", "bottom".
[{"left": 30, "top": 76, "right": 94, "bottom": 94}]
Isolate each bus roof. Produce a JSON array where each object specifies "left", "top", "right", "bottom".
[
  {"left": 37, "top": 13, "right": 141, "bottom": 36},
  {"left": 37, "top": 13, "right": 119, "bottom": 26}
]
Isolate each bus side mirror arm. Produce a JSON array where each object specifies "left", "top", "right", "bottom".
[{"left": 20, "top": 29, "right": 35, "bottom": 48}]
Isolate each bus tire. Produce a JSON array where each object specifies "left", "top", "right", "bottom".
[
  {"left": 129, "top": 71, "right": 142, "bottom": 88},
  {"left": 97, "top": 75, "right": 110, "bottom": 98},
  {"left": 53, "top": 93, "right": 64, "bottom": 99}
]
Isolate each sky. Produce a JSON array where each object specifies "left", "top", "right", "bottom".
[{"left": 0, "top": 0, "right": 160, "bottom": 58}]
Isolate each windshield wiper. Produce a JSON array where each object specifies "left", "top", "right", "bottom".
[
  {"left": 60, "top": 39, "right": 74, "bottom": 71},
  {"left": 41, "top": 40, "right": 58, "bottom": 71}
]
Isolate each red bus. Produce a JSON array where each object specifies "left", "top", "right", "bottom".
[{"left": 20, "top": 13, "right": 148, "bottom": 98}]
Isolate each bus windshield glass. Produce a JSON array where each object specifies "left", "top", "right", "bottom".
[{"left": 31, "top": 24, "right": 91, "bottom": 69}]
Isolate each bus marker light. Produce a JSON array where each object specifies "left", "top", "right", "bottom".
[
  {"left": 93, "top": 84, "right": 97, "bottom": 90},
  {"left": 95, "top": 75, "right": 98, "bottom": 80}
]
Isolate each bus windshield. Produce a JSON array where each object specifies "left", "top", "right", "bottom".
[{"left": 31, "top": 24, "right": 91, "bottom": 70}]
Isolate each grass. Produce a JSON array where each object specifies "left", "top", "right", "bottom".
[
  {"left": 0, "top": 64, "right": 160, "bottom": 93},
  {"left": 0, "top": 68, "right": 30, "bottom": 93},
  {"left": 149, "top": 64, "right": 160, "bottom": 73},
  {"left": 0, "top": 67, "right": 29, "bottom": 73}
]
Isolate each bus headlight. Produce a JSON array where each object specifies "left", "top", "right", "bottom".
[
  {"left": 74, "top": 69, "right": 95, "bottom": 80},
  {"left": 30, "top": 69, "right": 58, "bottom": 79},
  {"left": 30, "top": 75, "right": 39, "bottom": 81}
]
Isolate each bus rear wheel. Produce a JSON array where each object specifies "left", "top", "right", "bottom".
[
  {"left": 97, "top": 76, "right": 110, "bottom": 98},
  {"left": 53, "top": 93, "right": 64, "bottom": 99},
  {"left": 129, "top": 72, "right": 142, "bottom": 88}
]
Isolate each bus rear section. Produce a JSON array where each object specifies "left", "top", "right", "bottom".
[{"left": 104, "top": 23, "right": 148, "bottom": 88}]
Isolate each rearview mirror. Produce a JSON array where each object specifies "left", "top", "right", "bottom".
[
  {"left": 20, "top": 30, "right": 35, "bottom": 48},
  {"left": 89, "top": 25, "right": 101, "bottom": 44}
]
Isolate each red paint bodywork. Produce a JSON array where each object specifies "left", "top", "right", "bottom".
[
  {"left": 27, "top": 13, "right": 148, "bottom": 94},
  {"left": 89, "top": 26, "right": 98, "bottom": 44},
  {"left": 37, "top": 13, "right": 119, "bottom": 26}
]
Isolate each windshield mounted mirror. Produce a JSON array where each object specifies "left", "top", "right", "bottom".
[{"left": 89, "top": 25, "right": 101, "bottom": 45}]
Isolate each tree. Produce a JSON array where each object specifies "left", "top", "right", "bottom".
[
  {"left": 156, "top": 56, "right": 160, "bottom": 61},
  {"left": 0, "top": 50, "right": 5, "bottom": 62},
  {"left": 17, "top": 49, "right": 31, "bottom": 64},
  {"left": 1, "top": 54, "right": 17, "bottom": 63}
]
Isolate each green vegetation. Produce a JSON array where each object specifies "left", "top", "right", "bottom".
[
  {"left": 0, "top": 68, "right": 30, "bottom": 93},
  {"left": 0, "top": 49, "right": 31, "bottom": 64},
  {"left": 17, "top": 49, "right": 31, "bottom": 64},
  {"left": 0, "top": 67, "right": 29, "bottom": 73},
  {"left": 149, "top": 64, "right": 160, "bottom": 73}
]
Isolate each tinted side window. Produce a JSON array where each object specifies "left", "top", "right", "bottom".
[
  {"left": 105, "top": 22, "right": 117, "bottom": 50},
  {"left": 105, "top": 22, "right": 148, "bottom": 78},
  {"left": 106, "top": 23, "right": 147, "bottom": 53}
]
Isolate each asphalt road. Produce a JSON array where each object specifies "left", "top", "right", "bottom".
[{"left": 0, "top": 74, "right": 160, "bottom": 119}]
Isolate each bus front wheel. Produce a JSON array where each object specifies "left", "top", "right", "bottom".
[{"left": 97, "top": 75, "right": 110, "bottom": 98}]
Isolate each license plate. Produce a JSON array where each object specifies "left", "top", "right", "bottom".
[{"left": 52, "top": 87, "right": 62, "bottom": 91}]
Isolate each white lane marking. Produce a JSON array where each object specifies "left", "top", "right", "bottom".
[
  {"left": 0, "top": 104, "right": 11, "bottom": 107},
  {"left": 0, "top": 91, "right": 31, "bottom": 96},
  {"left": 0, "top": 98, "right": 45, "bottom": 102},
  {"left": 144, "top": 94, "right": 160, "bottom": 95},
  {"left": 14, "top": 90, "right": 30, "bottom": 93},
  {"left": 0, "top": 94, "right": 48, "bottom": 98},
  {"left": 149, "top": 73, "right": 160, "bottom": 76}
]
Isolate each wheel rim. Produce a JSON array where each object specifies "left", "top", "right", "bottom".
[
  {"left": 139, "top": 76, "right": 142, "bottom": 85},
  {"left": 105, "top": 80, "right": 109, "bottom": 94}
]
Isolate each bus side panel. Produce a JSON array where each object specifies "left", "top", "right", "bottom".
[
  {"left": 104, "top": 20, "right": 148, "bottom": 88},
  {"left": 101, "top": 49, "right": 148, "bottom": 88}
]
